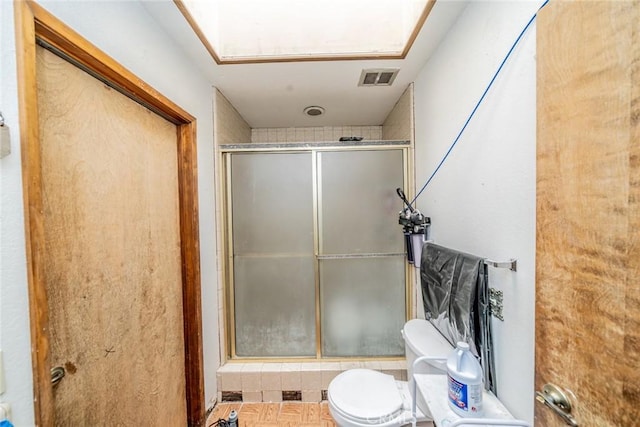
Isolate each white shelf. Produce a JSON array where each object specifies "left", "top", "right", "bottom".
[{"left": 415, "top": 374, "right": 517, "bottom": 427}]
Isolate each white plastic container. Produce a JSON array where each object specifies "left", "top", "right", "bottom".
[{"left": 446, "top": 341, "right": 484, "bottom": 418}]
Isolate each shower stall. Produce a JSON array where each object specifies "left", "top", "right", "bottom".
[{"left": 221, "top": 141, "right": 409, "bottom": 359}]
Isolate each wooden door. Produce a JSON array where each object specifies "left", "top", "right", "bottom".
[
  {"left": 36, "top": 45, "right": 187, "bottom": 425},
  {"left": 16, "top": 2, "right": 204, "bottom": 425},
  {"left": 536, "top": 1, "right": 639, "bottom": 426}
]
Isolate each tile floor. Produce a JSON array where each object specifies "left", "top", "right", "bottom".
[{"left": 207, "top": 402, "right": 337, "bottom": 427}]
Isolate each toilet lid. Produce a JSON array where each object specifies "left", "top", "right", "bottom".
[
  {"left": 403, "top": 318, "right": 453, "bottom": 359},
  {"left": 328, "top": 369, "right": 404, "bottom": 423}
]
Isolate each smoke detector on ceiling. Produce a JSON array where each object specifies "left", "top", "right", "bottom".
[
  {"left": 358, "top": 68, "right": 400, "bottom": 86},
  {"left": 303, "top": 106, "right": 325, "bottom": 117}
]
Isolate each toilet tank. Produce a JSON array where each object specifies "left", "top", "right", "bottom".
[{"left": 402, "top": 319, "right": 453, "bottom": 379}]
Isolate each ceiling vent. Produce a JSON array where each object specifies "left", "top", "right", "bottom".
[
  {"left": 358, "top": 69, "right": 400, "bottom": 86},
  {"left": 303, "top": 106, "right": 325, "bottom": 117}
]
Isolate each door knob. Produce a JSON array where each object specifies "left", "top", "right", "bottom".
[
  {"left": 535, "top": 383, "right": 578, "bottom": 426},
  {"left": 51, "top": 366, "right": 65, "bottom": 387}
]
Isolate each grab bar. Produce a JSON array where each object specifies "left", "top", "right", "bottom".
[{"left": 448, "top": 420, "right": 531, "bottom": 427}]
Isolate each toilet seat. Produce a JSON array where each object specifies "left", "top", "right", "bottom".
[{"left": 328, "top": 369, "right": 405, "bottom": 425}]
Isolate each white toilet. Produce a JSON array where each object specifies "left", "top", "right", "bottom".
[{"left": 328, "top": 318, "right": 454, "bottom": 427}]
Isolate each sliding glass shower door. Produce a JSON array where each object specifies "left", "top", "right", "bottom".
[
  {"left": 231, "top": 153, "right": 316, "bottom": 357},
  {"left": 318, "top": 150, "right": 406, "bottom": 356},
  {"left": 227, "top": 147, "right": 406, "bottom": 358}
]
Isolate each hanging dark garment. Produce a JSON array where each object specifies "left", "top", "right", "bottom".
[{"left": 420, "top": 242, "right": 496, "bottom": 394}]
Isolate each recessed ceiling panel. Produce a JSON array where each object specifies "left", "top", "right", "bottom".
[{"left": 176, "top": 0, "right": 434, "bottom": 63}]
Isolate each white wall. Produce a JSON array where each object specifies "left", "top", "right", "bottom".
[
  {"left": 413, "top": 1, "right": 541, "bottom": 422},
  {"left": 1, "top": 2, "right": 35, "bottom": 424},
  {"left": 0, "top": 1, "right": 219, "bottom": 424}
]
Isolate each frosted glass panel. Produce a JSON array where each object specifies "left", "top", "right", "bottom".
[
  {"left": 320, "top": 150, "right": 404, "bottom": 254},
  {"left": 229, "top": 149, "right": 407, "bottom": 358},
  {"left": 320, "top": 257, "right": 405, "bottom": 357},
  {"left": 231, "top": 152, "right": 315, "bottom": 357},
  {"left": 231, "top": 153, "right": 313, "bottom": 254},
  {"left": 234, "top": 256, "right": 316, "bottom": 356}
]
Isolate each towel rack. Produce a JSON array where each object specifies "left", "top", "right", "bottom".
[{"left": 484, "top": 258, "right": 517, "bottom": 272}]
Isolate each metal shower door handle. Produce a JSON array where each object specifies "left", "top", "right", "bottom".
[{"left": 535, "top": 383, "right": 578, "bottom": 426}]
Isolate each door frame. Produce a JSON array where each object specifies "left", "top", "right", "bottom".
[{"left": 14, "top": 1, "right": 205, "bottom": 426}]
